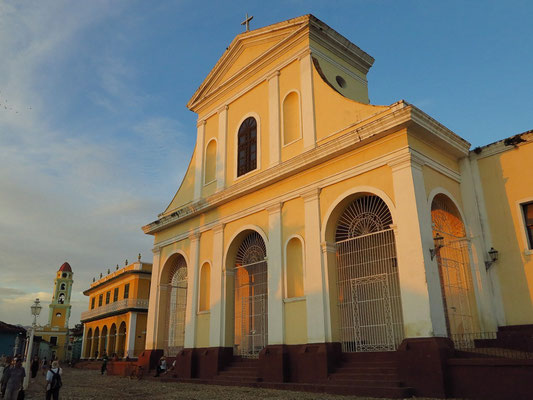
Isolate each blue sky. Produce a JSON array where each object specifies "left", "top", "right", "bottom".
[{"left": 1, "top": 0, "right": 532, "bottom": 326}]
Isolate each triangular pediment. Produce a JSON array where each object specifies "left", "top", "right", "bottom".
[{"left": 187, "top": 15, "right": 311, "bottom": 112}]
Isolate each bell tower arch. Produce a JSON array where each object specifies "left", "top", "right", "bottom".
[{"left": 49, "top": 262, "right": 74, "bottom": 328}]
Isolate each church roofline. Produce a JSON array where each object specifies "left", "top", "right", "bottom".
[{"left": 187, "top": 14, "right": 374, "bottom": 113}]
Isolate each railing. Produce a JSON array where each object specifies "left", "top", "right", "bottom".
[
  {"left": 81, "top": 299, "right": 149, "bottom": 321},
  {"left": 450, "top": 332, "right": 533, "bottom": 359}
]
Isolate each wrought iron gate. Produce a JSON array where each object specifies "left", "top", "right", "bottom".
[
  {"left": 350, "top": 273, "right": 395, "bottom": 352},
  {"left": 240, "top": 293, "right": 267, "bottom": 358},
  {"left": 166, "top": 266, "right": 187, "bottom": 356},
  {"left": 336, "top": 229, "right": 403, "bottom": 352},
  {"left": 234, "top": 232, "right": 268, "bottom": 358}
]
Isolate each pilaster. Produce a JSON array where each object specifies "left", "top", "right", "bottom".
[
  {"left": 266, "top": 203, "right": 284, "bottom": 344},
  {"left": 268, "top": 71, "right": 281, "bottom": 167},
  {"left": 145, "top": 248, "right": 161, "bottom": 350},
  {"left": 217, "top": 106, "right": 228, "bottom": 190},
  {"left": 301, "top": 188, "right": 330, "bottom": 342},
  {"left": 184, "top": 232, "right": 200, "bottom": 348},
  {"left": 460, "top": 157, "right": 505, "bottom": 327},
  {"left": 389, "top": 154, "right": 447, "bottom": 337},
  {"left": 194, "top": 120, "right": 206, "bottom": 200},
  {"left": 210, "top": 223, "right": 225, "bottom": 347},
  {"left": 299, "top": 52, "right": 316, "bottom": 151}
]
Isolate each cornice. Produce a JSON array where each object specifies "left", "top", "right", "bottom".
[
  {"left": 308, "top": 19, "right": 374, "bottom": 75},
  {"left": 82, "top": 270, "right": 152, "bottom": 295},
  {"left": 144, "top": 103, "right": 466, "bottom": 236},
  {"left": 150, "top": 146, "right": 411, "bottom": 251}
]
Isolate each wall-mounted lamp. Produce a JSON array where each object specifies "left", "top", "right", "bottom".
[
  {"left": 485, "top": 247, "right": 499, "bottom": 270},
  {"left": 430, "top": 233, "right": 445, "bottom": 260}
]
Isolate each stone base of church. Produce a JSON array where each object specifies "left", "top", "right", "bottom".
[{"left": 164, "top": 337, "right": 452, "bottom": 395}]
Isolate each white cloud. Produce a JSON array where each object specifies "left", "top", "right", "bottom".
[{"left": 0, "top": 1, "right": 191, "bottom": 326}]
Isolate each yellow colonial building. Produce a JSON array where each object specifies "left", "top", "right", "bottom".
[
  {"left": 81, "top": 258, "right": 152, "bottom": 359},
  {"left": 35, "top": 262, "right": 73, "bottom": 361},
  {"left": 140, "top": 15, "right": 533, "bottom": 397}
]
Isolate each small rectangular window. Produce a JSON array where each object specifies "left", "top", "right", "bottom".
[
  {"left": 50, "top": 337, "right": 57, "bottom": 346},
  {"left": 522, "top": 202, "right": 533, "bottom": 249},
  {"left": 98, "top": 294, "right": 103, "bottom": 307},
  {"left": 124, "top": 283, "right": 130, "bottom": 299},
  {"left": 105, "top": 291, "right": 110, "bottom": 304},
  {"left": 113, "top": 288, "right": 119, "bottom": 302},
  {"left": 91, "top": 297, "right": 95, "bottom": 309}
]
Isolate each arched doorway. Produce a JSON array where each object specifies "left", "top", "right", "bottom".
[
  {"left": 431, "top": 194, "right": 477, "bottom": 336},
  {"left": 117, "top": 322, "right": 126, "bottom": 358},
  {"left": 165, "top": 255, "right": 188, "bottom": 356},
  {"left": 234, "top": 231, "right": 268, "bottom": 358},
  {"left": 335, "top": 194, "right": 403, "bottom": 352},
  {"left": 108, "top": 324, "right": 117, "bottom": 356}
]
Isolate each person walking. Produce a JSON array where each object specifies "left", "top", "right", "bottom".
[
  {"left": 45, "top": 360, "right": 62, "bottom": 400},
  {"left": 100, "top": 353, "right": 108, "bottom": 375},
  {"left": 3, "top": 358, "right": 25, "bottom": 400},
  {"left": 30, "top": 355, "right": 40, "bottom": 378},
  {"left": 41, "top": 357, "right": 48, "bottom": 376}
]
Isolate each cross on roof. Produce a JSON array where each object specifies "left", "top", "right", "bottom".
[{"left": 241, "top": 13, "right": 253, "bottom": 32}]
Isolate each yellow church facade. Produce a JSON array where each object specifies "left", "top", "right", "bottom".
[
  {"left": 141, "top": 15, "right": 532, "bottom": 397},
  {"left": 80, "top": 259, "right": 152, "bottom": 359}
]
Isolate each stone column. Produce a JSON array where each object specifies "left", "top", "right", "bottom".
[
  {"left": 145, "top": 248, "right": 161, "bottom": 349},
  {"left": 126, "top": 312, "right": 137, "bottom": 358},
  {"left": 184, "top": 233, "right": 200, "bottom": 348},
  {"left": 266, "top": 203, "right": 284, "bottom": 345},
  {"left": 217, "top": 106, "right": 228, "bottom": 191},
  {"left": 299, "top": 51, "right": 316, "bottom": 151},
  {"left": 81, "top": 324, "right": 88, "bottom": 358},
  {"left": 389, "top": 154, "right": 447, "bottom": 337},
  {"left": 194, "top": 120, "right": 206, "bottom": 200},
  {"left": 210, "top": 224, "right": 225, "bottom": 347},
  {"left": 268, "top": 71, "right": 281, "bottom": 167},
  {"left": 302, "top": 188, "right": 330, "bottom": 342}
]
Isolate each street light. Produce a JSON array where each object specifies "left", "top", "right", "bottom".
[{"left": 23, "top": 298, "right": 42, "bottom": 390}]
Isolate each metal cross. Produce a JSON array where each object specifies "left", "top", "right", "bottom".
[{"left": 241, "top": 13, "right": 253, "bottom": 32}]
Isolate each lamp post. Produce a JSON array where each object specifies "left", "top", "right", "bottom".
[{"left": 23, "top": 298, "right": 42, "bottom": 390}]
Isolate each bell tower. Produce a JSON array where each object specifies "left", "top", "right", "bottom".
[{"left": 48, "top": 262, "right": 73, "bottom": 328}]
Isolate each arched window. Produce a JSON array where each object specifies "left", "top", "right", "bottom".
[
  {"left": 199, "top": 262, "right": 211, "bottom": 312},
  {"left": 285, "top": 237, "right": 304, "bottom": 298},
  {"left": 282, "top": 92, "right": 300, "bottom": 145},
  {"left": 204, "top": 139, "right": 217, "bottom": 184},
  {"left": 237, "top": 117, "right": 257, "bottom": 177}
]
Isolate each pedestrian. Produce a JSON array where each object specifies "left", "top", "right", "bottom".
[
  {"left": 45, "top": 360, "right": 62, "bottom": 400},
  {"left": 3, "top": 358, "right": 25, "bottom": 400},
  {"left": 100, "top": 353, "right": 108, "bottom": 375},
  {"left": 0, "top": 357, "right": 13, "bottom": 398},
  {"left": 154, "top": 356, "right": 166, "bottom": 377},
  {"left": 30, "top": 355, "right": 39, "bottom": 378},
  {"left": 41, "top": 357, "right": 48, "bottom": 376}
]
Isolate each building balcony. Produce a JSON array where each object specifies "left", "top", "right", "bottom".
[{"left": 80, "top": 298, "right": 149, "bottom": 322}]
